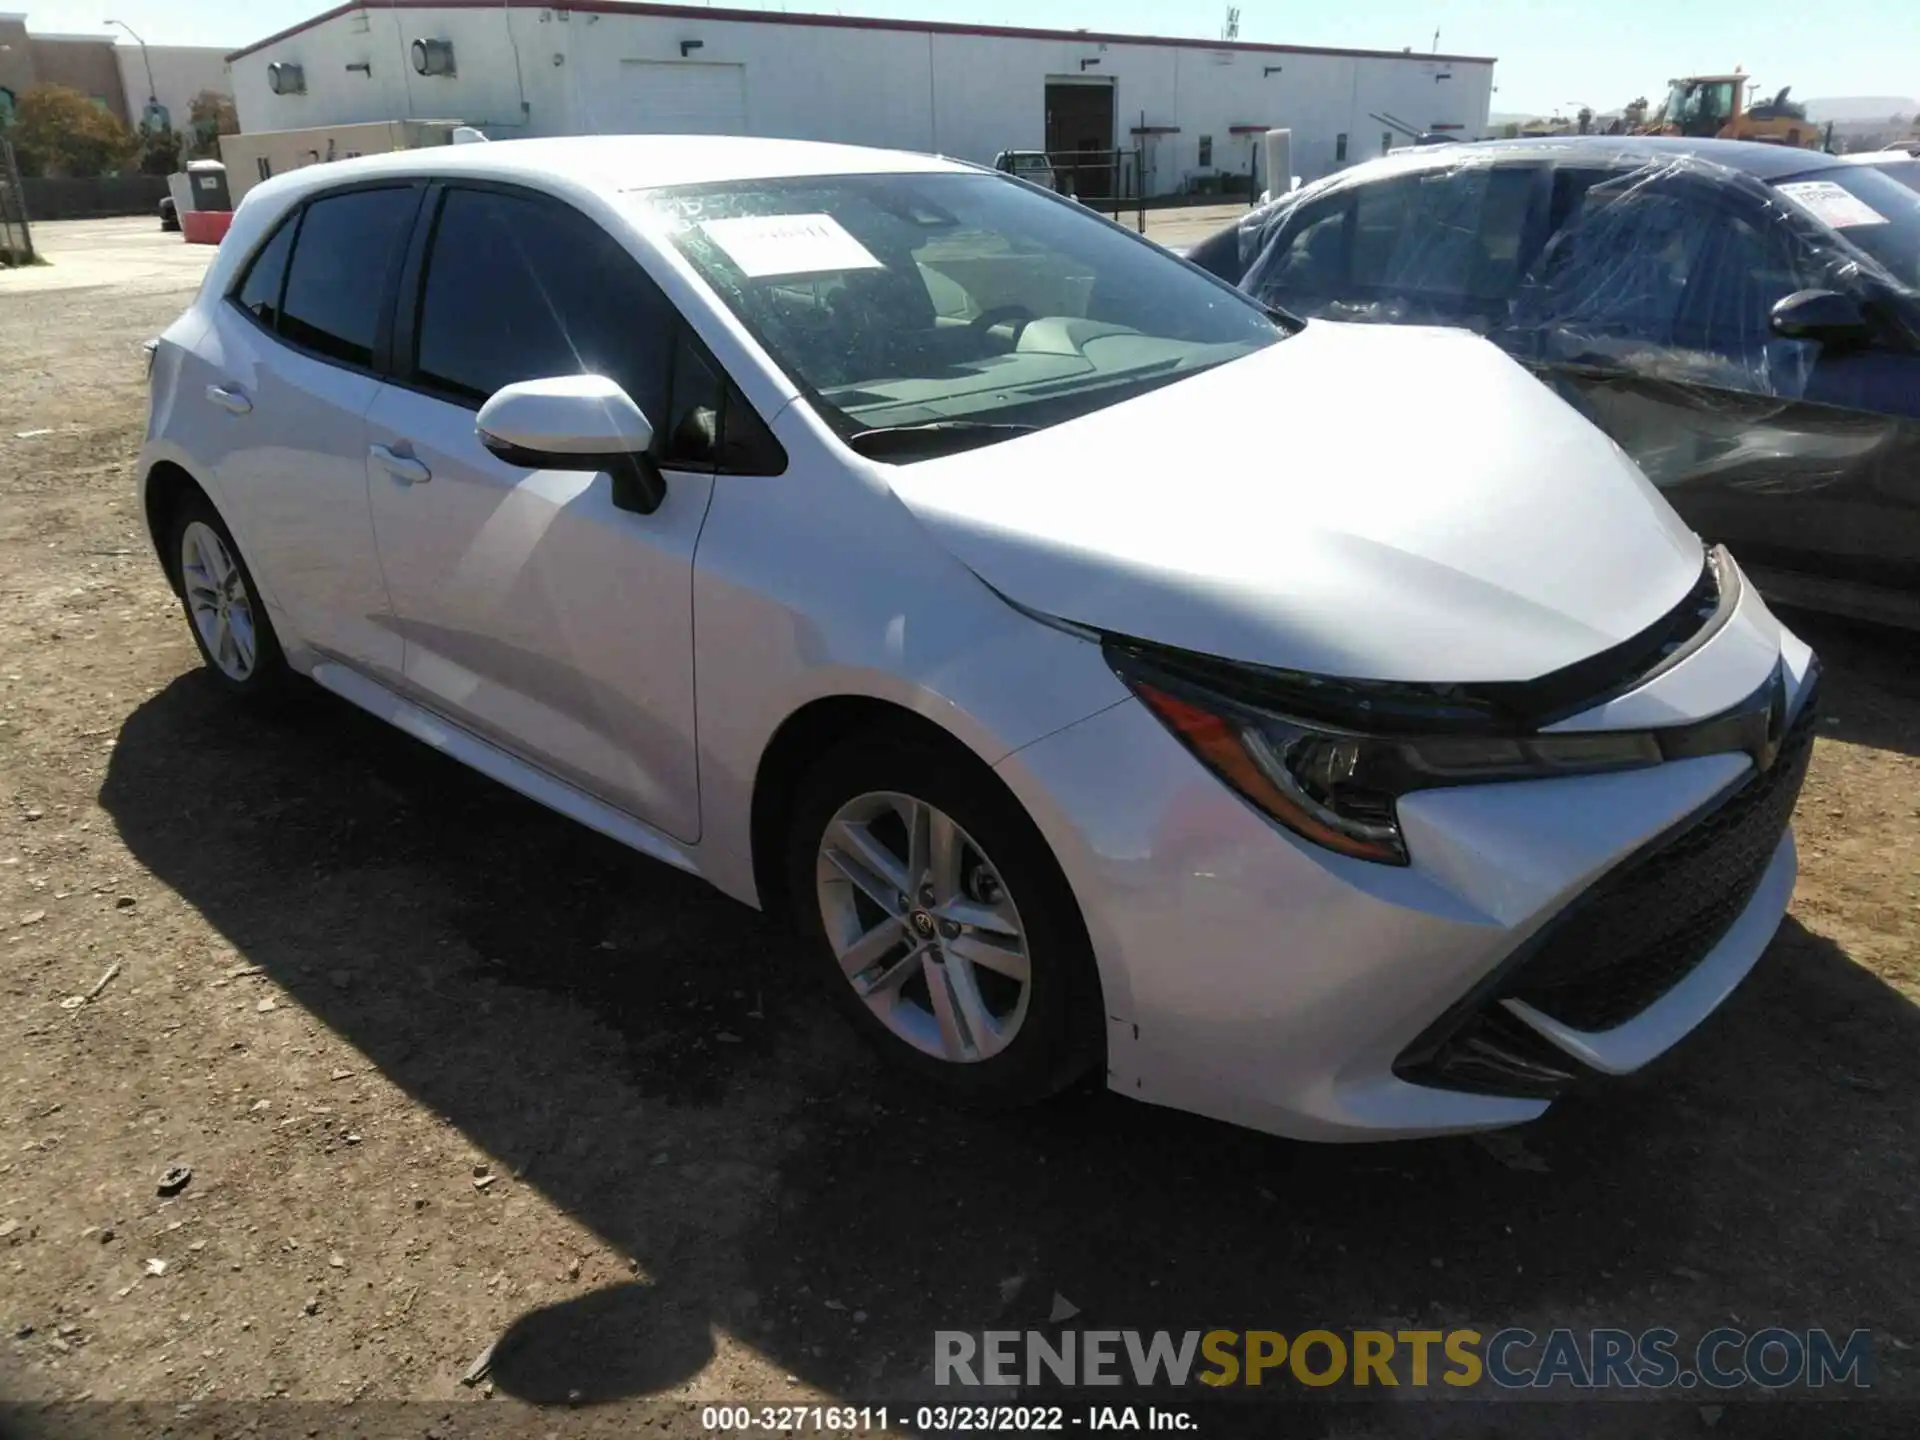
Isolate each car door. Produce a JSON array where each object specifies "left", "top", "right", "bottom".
[
  {"left": 1499, "top": 164, "right": 1920, "bottom": 601},
  {"left": 363, "top": 183, "right": 775, "bottom": 844},
  {"left": 190, "top": 183, "right": 420, "bottom": 678}
]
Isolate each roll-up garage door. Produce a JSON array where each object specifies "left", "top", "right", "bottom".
[{"left": 614, "top": 61, "right": 748, "bottom": 135}]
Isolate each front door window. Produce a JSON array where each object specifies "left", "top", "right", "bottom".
[{"left": 1507, "top": 173, "right": 1820, "bottom": 397}]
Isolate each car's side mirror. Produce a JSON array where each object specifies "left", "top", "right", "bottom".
[
  {"left": 476, "top": 374, "right": 666, "bottom": 514},
  {"left": 1769, "top": 288, "right": 1873, "bottom": 347}
]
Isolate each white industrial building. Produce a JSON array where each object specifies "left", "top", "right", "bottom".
[
  {"left": 224, "top": 1, "right": 1494, "bottom": 200},
  {"left": 116, "top": 44, "right": 235, "bottom": 135}
]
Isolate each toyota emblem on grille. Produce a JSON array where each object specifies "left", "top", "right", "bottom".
[{"left": 1755, "top": 665, "right": 1789, "bottom": 773}]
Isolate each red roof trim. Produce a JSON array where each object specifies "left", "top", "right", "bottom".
[
  {"left": 1227, "top": 124, "right": 1273, "bottom": 134},
  {"left": 228, "top": 0, "right": 1497, "bottom": 67},
  {"left": 1129, "top": 125, "right": 1181, "bottom": 135}
]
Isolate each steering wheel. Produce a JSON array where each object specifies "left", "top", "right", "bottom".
[{"left": 969, "top": 304, "right": 1037, "bottom": 343}]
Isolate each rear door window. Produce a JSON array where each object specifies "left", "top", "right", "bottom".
[
  {"left": 1242, "top": 192, "right": 1350, "bottom": 305},
  {"left": 276, "top": 187, "right": 417, "bottom": 368},
  {"left": 1345, "top": 165, "right": 1539, "bottom": 328}
]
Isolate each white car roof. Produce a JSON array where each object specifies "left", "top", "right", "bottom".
[
  {"left": 206, "top": 134, "right": 981, "bottom": 309},
  {"left": 247, "top": 134, "right": 972, "bottom": 206}
]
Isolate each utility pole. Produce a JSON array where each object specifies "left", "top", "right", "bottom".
[{"left": 104, "top": 19, "right": 160, "bottom": 130}]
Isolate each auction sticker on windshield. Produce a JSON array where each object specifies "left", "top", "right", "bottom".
[
  {"left": 696, "top": 213, "right": 886, "bottom": 277},
  {"left": 1776, "top": 180, "right": 1888, "bottom": 229}
]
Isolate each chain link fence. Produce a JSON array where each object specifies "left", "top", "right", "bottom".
[{"left": 0, "top": 137, "right": 33, "bottom": 266}]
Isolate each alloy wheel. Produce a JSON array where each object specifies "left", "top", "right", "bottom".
[
  {"left": 815, "top": 790, "right": 1032, "bottom": 1063},
  {"left": 180, "top": 520, "right": 257, "bottom": 682}
]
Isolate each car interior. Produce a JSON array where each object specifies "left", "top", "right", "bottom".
[{"left": 666, "top": 178, "right": 1278, "bottom": 435}]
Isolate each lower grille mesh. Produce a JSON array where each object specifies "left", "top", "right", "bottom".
[{"left": 1502, "top": 679, "right": 1818, "bottom": 1033}]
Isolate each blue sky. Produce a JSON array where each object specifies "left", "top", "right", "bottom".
[{"left": 27, "top": 0, "right": 1920, "bottom": 115}]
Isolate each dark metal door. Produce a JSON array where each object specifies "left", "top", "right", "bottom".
[{"left": 1044, "top": 82, "right": 1115, "bottom": 200}]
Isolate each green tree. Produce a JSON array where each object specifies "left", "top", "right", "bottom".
[
  {"left": 186, "top": 90, "right": 239, "bottom": 161},
  {"left": 138, "top": 126, "right": 185, "bottom": 176},
  {"left": 9, "top": 84, "right": 138, "bottom": 178}
]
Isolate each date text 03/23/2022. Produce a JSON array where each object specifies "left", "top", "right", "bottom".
[{"left": 700, "top": 1406, "right": 1195, "bottom": 1431}]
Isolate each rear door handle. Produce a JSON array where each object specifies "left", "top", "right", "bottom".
[
  {"left": 370, "top": 443, "right": 431, "bottom": 486},
  {"left": 206, "top": 383, "right": 251, "bottom": 415}
]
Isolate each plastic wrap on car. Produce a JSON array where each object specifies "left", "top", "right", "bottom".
[
  {"left": 1235, "top": 146, "right": 1913, "bottom": 401},
  {"left": 1227, "top": 147, "right": 1920, "bottom": 599}
]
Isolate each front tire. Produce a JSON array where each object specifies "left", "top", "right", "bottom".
[
  {"left": 787, "top": 730, "right": 1103, "bottom": 1107},
  {"left": 166, "top": 491, "right": 288, "bottom": 700}
]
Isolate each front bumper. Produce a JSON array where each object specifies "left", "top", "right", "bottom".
[{"left": 993, "top": 569, "right": 1817, "bottom": 1141}]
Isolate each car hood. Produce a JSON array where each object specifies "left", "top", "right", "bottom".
[{"left": 882, "top": 320, "right": 1704, "bottom": 683}]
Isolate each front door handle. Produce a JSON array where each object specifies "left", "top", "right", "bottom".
[
  {"left": 370, "top": 443, "right": 431, "bottom": 486},
  {"left": 206, "top": 383, "right": 251, "bottom": 415}
]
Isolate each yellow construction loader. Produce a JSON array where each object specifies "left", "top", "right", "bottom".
[{"left": 1634, "top": 73, "right": 1822, "bottom": 149}]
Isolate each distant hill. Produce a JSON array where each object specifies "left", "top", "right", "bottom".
[{"left": 1804, "top": 97, "right": 1917, "bottom": 123}]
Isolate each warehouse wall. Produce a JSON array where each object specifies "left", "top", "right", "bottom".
[
  {"left": 229, "top": 6, "right": 569, "bottom": 139},
  {"left": 228, "top": 6, "right": 1493, "bottom": 194},
  {"left": 566, "top": 12, "right": 940, "bottom": 152},
  {"left": 113, "top": 45, "right": 234, "bottom": 133}
]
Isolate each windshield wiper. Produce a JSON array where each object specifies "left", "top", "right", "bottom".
[
  {"left": 1262, "top": 301, "right": 1306, "bottom": 334},
  {"left": 845, "top": 420, "right": 1039, "bottom": 459}
]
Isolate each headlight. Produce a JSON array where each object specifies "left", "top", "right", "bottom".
[{"left": 1109, "top": 645, "right": 1663, "bottom": 866}]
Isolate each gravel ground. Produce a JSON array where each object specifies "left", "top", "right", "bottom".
[{"left": 0, "top": 220, "right": 1915, "bottom": 1439}]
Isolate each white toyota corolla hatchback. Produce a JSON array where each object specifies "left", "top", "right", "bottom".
[{"left": 139, "top": 136, "right": 1819, "bottom": 1141}]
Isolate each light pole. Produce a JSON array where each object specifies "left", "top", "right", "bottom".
[{"left": 104, "top": 19, "right": 159, "bottom": 129}]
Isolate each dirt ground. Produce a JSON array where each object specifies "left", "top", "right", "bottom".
[{"left": 0, "top": 221, "right": 1916, "bottom": 1439}]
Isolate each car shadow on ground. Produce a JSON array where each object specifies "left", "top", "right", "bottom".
[
  {"left": 1776, "top": 608, "right": 1920, "bottom": 761},
  {"left": 97, "top": 672, "right": 1920, "bottom": 1428}
]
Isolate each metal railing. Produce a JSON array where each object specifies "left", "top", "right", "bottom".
[
  {"left": 1045, "top": 147, "right": 1147, "bottom": 232},
  {"left": 995, "top": 146, "right": 1148, "bottom": 230},
  {"left": 0, "top": 137, "right": 33, "bottom": 266}
]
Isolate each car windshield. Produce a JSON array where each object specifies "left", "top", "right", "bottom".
[
  {"left": 1772, "top": 164, "right": 1920, "bottom": 291},
  {"left": 1860, "top": 157, "right": 1920, "bottom": 197},
  {"left": 635, "top": 171, "right": 1280, "bottom": 459}
]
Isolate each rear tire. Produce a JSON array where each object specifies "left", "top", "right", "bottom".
[
  {"left": 786, "top": 729, "right": 1103, "bottom": 1108},
  {"left": 165, "top": 490, "right": 289, "bottom": 701}
]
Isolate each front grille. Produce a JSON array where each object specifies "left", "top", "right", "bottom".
[{"left": 1501, "top": 677, "right": 1819, "bottom": 1033}]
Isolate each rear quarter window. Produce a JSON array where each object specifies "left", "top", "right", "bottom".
[{"left": 232, "top": 214, "right": 296, "bottom": 328}]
